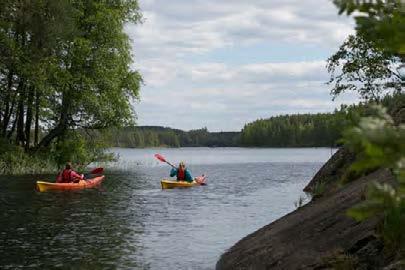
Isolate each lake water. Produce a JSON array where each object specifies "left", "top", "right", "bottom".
[{"left": 0, "top": 147, "right": 334, "bottom": 269}]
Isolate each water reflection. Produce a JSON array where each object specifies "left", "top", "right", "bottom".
[{"left": 0, "top": 173, "right": 148, "bottom": 269}]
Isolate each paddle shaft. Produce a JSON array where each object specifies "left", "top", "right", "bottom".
[
  {"left": 165, "top": 161, "right": 176, "bottom": 168},
  {"left": 91, "top": 167, "right": 103, "bottom": 174}
]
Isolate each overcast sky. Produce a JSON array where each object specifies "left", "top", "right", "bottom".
[{"left": 125, "top": 0, "right": 357, "bottom": 131}]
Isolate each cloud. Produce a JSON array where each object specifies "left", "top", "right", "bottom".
[
  {"left": 135, "top": 59, "right": 358, "bottom": 131},
  {"left": 142, "top": 60, "right": 328, "bottom": 87},
  {"left": 126, "top": 0, "right": 357, "bottom": 131},
  {"left": 127, "top": 0, "right": 354, "bottom": 60}
]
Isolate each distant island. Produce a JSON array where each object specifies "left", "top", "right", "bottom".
[{"left": 99, "top": 110, "right": 352, "bottom": 148}]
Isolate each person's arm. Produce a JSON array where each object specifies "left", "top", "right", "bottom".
[
  {"left": 170, "top": 168, "right": 177, "bottom": 177},
  {"left": 71, "top": 170, "right": 84, "bottom": 180},
  {"left": 185, "top": 170, "right": 193, "bottom": 182}
]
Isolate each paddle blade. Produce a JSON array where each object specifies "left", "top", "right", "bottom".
[
  {"left": 91, "top": 167, "right": 104, "bottom": 174},
  {"left": 154, "top": 154, "right": 167, "bottom": 163},
  {"left": 195, "top": 175, "right": 206, "bottom": 185}
]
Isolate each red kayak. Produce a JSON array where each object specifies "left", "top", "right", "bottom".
[{"left": 36, "top": 176, "right": 105, "bottom": 192}]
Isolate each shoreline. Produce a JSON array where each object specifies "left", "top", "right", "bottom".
[{"left": 109, "top": 146, "right": 339, "bottom": 149}]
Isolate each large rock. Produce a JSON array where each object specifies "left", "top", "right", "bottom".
[
  {"left": 216, "top": 169, "right": 395, "bottom": 270},
  {"left": 303, "top": 147, "right": 356, "bottom": 196}
]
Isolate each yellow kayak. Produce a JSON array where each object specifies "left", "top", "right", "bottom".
[
  {"left": 36, "top": 176, "right": 105, "bottom": 192},
  {"left": 161, "top": 176, "right": 206, "bottom": 189},
  {"left": 161, "top": 180, "right": 198, "bottom": 189}
]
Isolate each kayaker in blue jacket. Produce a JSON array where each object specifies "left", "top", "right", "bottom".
[{"left": 170, "top": 161, "right": 193, "bottom": 182}]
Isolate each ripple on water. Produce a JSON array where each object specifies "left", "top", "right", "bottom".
[{"left": 0, "top": 148, "right": 333, "bottom": 269}]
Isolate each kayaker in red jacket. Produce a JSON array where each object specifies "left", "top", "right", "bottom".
[
  {"left": 170, "top": 161, "right": 193, "bottom": 182},
  {"left": 56, "top": 162, "right": 84, "bottom": 183}
]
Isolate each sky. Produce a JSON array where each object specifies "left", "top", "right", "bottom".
[{"left": 125, "top": 0, "right": 357, "bottom": 132}]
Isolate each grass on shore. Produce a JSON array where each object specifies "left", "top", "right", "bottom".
[{"left": 0, "top": 148, "right": 58, "bottom": 175}]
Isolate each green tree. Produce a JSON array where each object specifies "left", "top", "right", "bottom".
[
  {"left": 35, "top": 0, "right": 142, "bottom": 150},
  {"left": 0, "top": 0, "right": 142, "bottom": 153},
  {"left": 333, "top": 0, "right": 405, "bottom": 56},
  {"left": 329, "top": 1, "right": 404, "bottom": 101},
  {"left": 327, "top": 35, "right": 402, "bottom": 100}
]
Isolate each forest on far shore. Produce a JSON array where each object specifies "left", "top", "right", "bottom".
[
  {"left": 100, "top": 126, "right": 241, "bottom": 148},
  {"left": 98, "top": 107, "right": 351, "bottom": 148},
  {"left": 100, "top": 94, "right": 403, "bottom": 148}
]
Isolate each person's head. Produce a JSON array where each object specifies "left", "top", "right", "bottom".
[
  {"left": 65, "top": 162, "right": 72, "bottom": 170},
  {"left": 178, "top": 161, "right": 186, "bottom": 170}
]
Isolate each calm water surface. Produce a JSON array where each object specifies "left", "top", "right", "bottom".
[{"left": 0, "top": 147, "right": 334, "bottom": 269}]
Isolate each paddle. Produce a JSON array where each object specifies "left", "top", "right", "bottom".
[
  {"left": 154, "top": 154, "right": 176, "bottom": 168},
  {"left": 83, "top": 167, "right": 104, "bottom": 180},
  {"left": 90, "top": 167, "right": 104, "bottom": 174}
]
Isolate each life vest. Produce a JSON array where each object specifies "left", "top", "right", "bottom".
[
  {"left": 62, "top": 169, "right": 72, "bottom": 183},
  {"left": 177, "top": 169, "right": 185, "bottom": 180}
]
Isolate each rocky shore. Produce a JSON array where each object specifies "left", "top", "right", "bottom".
[{"left": 216, "top": 148, "right": 400, "bottom": 269}]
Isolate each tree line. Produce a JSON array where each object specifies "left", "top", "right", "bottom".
[
  {"left": 100, "top": 126, "right": 241, "bottom": 147},
  {"left": 98, "top": 104, "right": 371, "bottom": 148},
  {"left": 240, "top": 110, "right": 349, "bottom": 147},
  {"left": 240, "top": 92, "right": 404, "bottom": 148}
]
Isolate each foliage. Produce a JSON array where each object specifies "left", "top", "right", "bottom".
[
  {"left": 329, "top": 1, "right": 404, "bottom": 101},
  {"left": 333, "top": 0, "right": 405, "bottom": 56},
  {"left": 0, "top": 0, "right": 142, "bottom": 172},
  {"left": 343, "top": 106, "right": 405, "bottom": 256},
  {"left": 0, "top": 0, "right": 142, "bottom": 151},
  {"left": 0, "top": 132, "right": 114, "bottom": 175},
  {"left": 51, "top": 131, "right": 114, "bottom": 169},
  {"left": 332, "top": 0, "right": 405, "bottom": 259},
  {"left": 348, "top": 182, "right": 405, "bottom": 255},
  {"left": 240, "top": 108, "right": 354, "bottom": 147},
  {"left": 0, "top": 139, "right": 57, "bottom": 174},
  {"left": 342, "top": 106, "right": 405, "bottom": 175},
  {"left": 327, "top": 35, "right": 402, "bottom": 100}
]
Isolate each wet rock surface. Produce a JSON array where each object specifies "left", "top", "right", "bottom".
[{"left": 217, "top": 168, "right": 396, "bottom": 270}]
